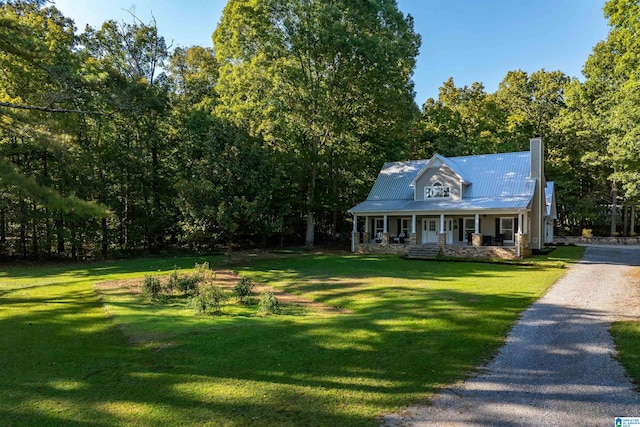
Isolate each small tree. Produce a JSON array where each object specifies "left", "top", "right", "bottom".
[
  {"left": 187, "top": 285, "right": 228, "bottom": 315},
  {"left": 142, "top": 275, "right": 163, "bottom": 300},
  {"left": 257, "top": 290, "right": 280, "bottom": 315},
  {"left": 234, "top": 276, "right": 255, "bottom": 303}
]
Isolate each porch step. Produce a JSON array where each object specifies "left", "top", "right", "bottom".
[{"left": 407, "top": 245, "right": 441, "bottom": 259}]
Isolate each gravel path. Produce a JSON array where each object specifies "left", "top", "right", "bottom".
[{"left": 382, "top": 245, "right": 640, "bottom": 426}]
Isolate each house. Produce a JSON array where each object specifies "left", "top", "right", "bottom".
[{"left": 348, "top": 137, "right": 556, "bottom": 259}]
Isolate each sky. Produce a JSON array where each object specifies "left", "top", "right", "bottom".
[{"left": 53, "top": 0, "right": 611, "bottom": 107}]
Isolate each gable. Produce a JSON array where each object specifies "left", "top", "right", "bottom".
[{"left": 414, "top": 163, "right": 462, "bottom": 201}]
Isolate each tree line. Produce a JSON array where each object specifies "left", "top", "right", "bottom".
[{"left": 0, "top": 0, "right": 637, "bottom": 259}]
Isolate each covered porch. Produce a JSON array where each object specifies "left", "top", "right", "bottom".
[{"left": 351, "top": 211, "right": 532, "bottom": 259}]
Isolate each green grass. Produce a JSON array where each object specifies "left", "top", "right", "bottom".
[
  {"left": 611, "top": 267, "right": 640, "bottom": 391},
  {"left": 0, "top": 246, "right": 584, "bottom": 426}
]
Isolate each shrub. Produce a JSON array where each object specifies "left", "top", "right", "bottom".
[
  {"left": 194, "top": 262, "right": 216, "bottom": 285},
  {"left": 187, "top": 285, "right": 228, "bottom": 315},
  {"left": 142, "top": 275, "right": 163, "bottom": 300},
  {"left": 581, "top": 228, "right": 593, "bottom": 238},
  {"left": 234, "top": 277, "right": 255, "bottom": 303},
  {"left": 168, "top": 270, "right": 200, "bottom": 295},
  {"left": 257, "top": 290, "right": 280, "bottom": 315}
]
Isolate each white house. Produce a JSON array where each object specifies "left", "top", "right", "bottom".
[{"left": 348, "top": 137, "right": 556, "bottom": 259}]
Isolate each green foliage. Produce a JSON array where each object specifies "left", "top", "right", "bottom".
[
  {"left": 142, "top": 275, "right": 163, "bottom": 300},
  {"left": 234, "top": 276, "right": 255, "bottom": 303},
  {"left": 187, "top": 284, "right": 228, "bottom": 315},
  {"left": 167, "top": 270, "right": 199, "bottom": 295},
  {"left": 214, "top": 0, "right": 421, "bottom": 246},
  {"left": 257, "top": 289, "right": 280, "bottom": 315},
  {"left": 582, "top": 228, "right": 593, "bottom": 238}
]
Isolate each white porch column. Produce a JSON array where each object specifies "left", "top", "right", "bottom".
[
  {"left": 518, "top": 211, "right": 523, "bottom": 234},
  {"left": 383, "top": 215, "right": 388, "bottom": 233},
  {"left": 517, "top": 210, "right": 522, "bottom": 258},
  {"left": 365, "top": 216, "right": 369, "bottom": 233},
  {"left": 440, "top": 214, "right": 445, "bottom": 233},
  {"left": 411, "top": 214, "right": 416, "bottom": 234},
  {"left": 352, "top": 214, "right": 357, "bottom": 252},
  {"left": 475, "top": 213, "right": 480, "bottom": 234}
]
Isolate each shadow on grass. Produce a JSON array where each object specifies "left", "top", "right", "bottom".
[{"left": 0, "top": 251, "right": 579, "bottom": 426}]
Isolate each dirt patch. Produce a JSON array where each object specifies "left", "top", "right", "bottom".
[
  {"left": 95, "top": 269, "right": 351, "bottom": 315},
  {"left": 625, "top": 267, "right": 640, "bottom": 319}
]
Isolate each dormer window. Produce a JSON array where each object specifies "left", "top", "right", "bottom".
[{"left": 425, "top": 181, "right": 450, "bottom": 198}]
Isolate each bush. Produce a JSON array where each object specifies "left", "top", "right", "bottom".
[
  {"left": 142, "top": 275, "right": 163, "bottom": 300},
  {"left": 234, "top": 277, "right": 255, "bottom": 303},
  {"left": 167, "top": 270, "right": 200, "bottom": 295},
  {"left": 187, "top": 285, "right": 228, "bottom": 315},
  {"left": 194, "top": 262, "right": 216, "bottom": 285},
  {"left": 257, "top": 290, "right": 280, "bottom": 315},
  {"left": 581, "top": 228, "right": 593, "bottom": 238}
]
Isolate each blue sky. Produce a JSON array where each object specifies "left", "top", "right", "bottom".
[{"left": 54, "top": 0, "right": 611, "bottom": 107}]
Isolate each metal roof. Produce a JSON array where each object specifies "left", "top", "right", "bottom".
[
  {"left": 350, "top": 151, "right": 536, "bottom": 214},
  {"left": 545, "top": 181, "right": 556, "bottom": 218}
]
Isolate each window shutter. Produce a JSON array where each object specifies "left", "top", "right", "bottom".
[
  {"left": 458, "top": 218, "right": 463, "bottom": 240},
  {"left": 515, "top": 217, "right": 519, "bottom": 233},
  {"left": 495, "top": 218, "right": 500, "bottom": 236},
  {"left": 397, "top": 219, "right": 401, "bottom": 234}
]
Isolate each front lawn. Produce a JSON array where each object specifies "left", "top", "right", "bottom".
[
  {"left": 0, "top": 246, "right": 583, "bottom": 426},
  {"left": 611, "top": 267, "right": 640, "bottom": 390}
]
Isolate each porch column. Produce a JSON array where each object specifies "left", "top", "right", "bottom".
[
  {"left": 475, "top": 213, "right": 480, "bottom": 234},
  {"left": 517, "top": 211, "right": 521, "bottom": 258},
  {"left": 518, "top": 211, "right": 523, "bottom": 234},
  {"left": 440, "top": 214, "right": 445, "bottom": 233},
  {"left": 383, "top": 215, "right": 388, "bottom": 233},
  {"left": 410, "top": 214, "right": 417, "bottom": 246},
  {"left": 364, "top": 216, "right": 369, "bottom": 233},
  {"left": 352, "top": 214, "right": 358, "bottom": 252}
]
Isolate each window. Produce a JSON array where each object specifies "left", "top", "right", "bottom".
[
  {"left": 400, "top": 218, "right": 411, "bottom": 235},
  {"left": 500, "top": 217, "right": 514, "bottom": 242},
  {"left": 374, "top": 218, "right": 384, "bottom": 235},
  {"left": 464, "top": 218, "right": 475, "bottom": 241},
  {"left": 425, "top": 181, "right": 451, "bottom": 198}
]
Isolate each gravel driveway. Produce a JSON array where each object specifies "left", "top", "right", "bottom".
[{"left": 382, "top": 245, "right": 640, "bottom": 426}]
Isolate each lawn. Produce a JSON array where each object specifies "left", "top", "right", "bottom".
[
  {"left": 611, "top": 267, "right": 640, "bottom": 391},
  {"left": 0, "top": 247, "right": 583, "bottom": 426}
]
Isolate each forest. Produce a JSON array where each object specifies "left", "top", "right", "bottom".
[{"left": 1, "top": 0, "right": 639, "bottom": 259}]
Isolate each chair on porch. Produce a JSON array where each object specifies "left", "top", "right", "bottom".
[
  {"left": 465, "top": 232, "right": 473, "bottom": 246},
  {"left": 375, "top": 232, "right": 382, "bottom": 243},
  {"left": 392, "top": 232, "right": 406, "bottom": 244},
  {"left": 494, "top": 233, "right": 505, "bottom": 246}
]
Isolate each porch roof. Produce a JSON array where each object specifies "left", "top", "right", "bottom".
[{"left": 348, "top": 195, "right": 533, "bottom": 214}]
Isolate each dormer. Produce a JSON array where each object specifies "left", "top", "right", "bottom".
[{"left": 410, "top": 154, "right": 471, "bottom": 201}]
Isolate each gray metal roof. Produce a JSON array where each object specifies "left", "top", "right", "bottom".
[
  {"left": 545, "top": 181, "right": 556, "bottom": 218},
  {"left": 350, "top": 151, "right": 536, "bottom": 214}
]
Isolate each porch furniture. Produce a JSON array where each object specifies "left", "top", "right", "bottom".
[
  {"left": 494, "top": 233, "right": 505, "bottom": 246},
  {"left": 466, "top": 232, "right": 472, "bottom": 246},
  {"left": 482, "top": 235, "right": 492, "bottom": 246},
  {"left": 375, "top": 232, "right": 382, "bottom": 243},
  {"left": 392, "top": 232, "right": 406, "bottom": 244}
]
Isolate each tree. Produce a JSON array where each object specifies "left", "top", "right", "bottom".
[
  {"left": 0, "top": 1, "right": 107, "bottom": 257},
  {"left": 416, "top": 78, "right": 505, "bottom": 157},
  {"left": 214, "top": 0, "right": 420, "bottom": 246}
]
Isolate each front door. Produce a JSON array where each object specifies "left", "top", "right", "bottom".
[{"left": 422, "top": 219, "right": 438, "bottom": 243}]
